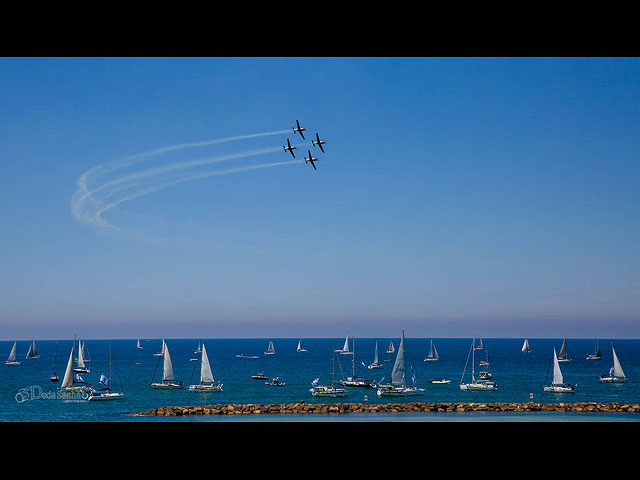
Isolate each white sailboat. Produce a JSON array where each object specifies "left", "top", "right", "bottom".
[
  {"left": 336, "top": 337, "right": 376, "bottom": 387},
  {"left": 459, "top": 337, "right": 497, "bottom": 391},
  {"left": 376, "top": 331, "right": 424, "bottom": 396},
  {"left": 153, "top": 338, "right": 165, "bottom": 356},
  {"left": 296, "top": 339, "right": 307, "bottom": 352},
  {"left": 150, "top": 339, "right": 184, "bottom": 389},
  {"left": 521, "top": 338, "right": 531, "bottom": 353},
  {"left": 189, "top": 344, "right": 223, "bottom": 392},
  {"left": 5, "top": 341, "right": 20, "bottom": 365},
  {"left": 557, "top": 337, "right": 572, "bottom": 362},
  {"left": 73, "top": 338, "right": 90, "bottom": 373},
  {"left": 310, "top": 344, "right": 347, "bottom": 397},
  {"left": 599, "top": 343, "right": 626, "bottom": 383},
  {"left": 586, "top": 337, "right": 602, "bottom": 360},
  {"left": 136, "top": 339, "right": 143, "bottom": 349},
  {"left": 367, "top": 341, "right": 384, "bottom": 369},
  {"left": 60, "top": 343, "right": 93, "bottom": 392},
  {"left": 543, "top": 347, "right": 575, "bottom": 392},
  {"left": 26, "top": 340, "right": 40, "bottom": 359},
  {"left": 264, "top": 340, "right": 276, "bottom": 355},
  {"left": 423, "top": 339, "right": 439, "bottom": 361},
  {"left": 385, "top": 340, "right": 395, "bottom": 354},
  {"left": 50, "top": 341, "right": 59, "bottom": 382},
  {"left": 89, "top": 344, "right": 125, "bottom": 401},
  {"left": 338, "top": 335, "right": 352, "bottom": 355}
]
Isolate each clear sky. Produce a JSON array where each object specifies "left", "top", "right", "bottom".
[{"left": 1, "top": 57, "right": 639, "bottom": 339}]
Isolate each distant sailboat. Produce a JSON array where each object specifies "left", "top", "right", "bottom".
[
  {"left": 521, "top": 338, "right": 531, "bottom": 353},
  {"left": 5, "top": 341, "right": 20, "bottom": 365},
  {"left": 189, "top": 344, "right": 223, "bottom": 392},
  {"left": 586, "top": 337, "right": 602, "bottom": 360},
  {"left": 386, "top": 340, "right": 395, "bottom": 354},
  {"left": 310, "top": 344, "right": 347, "bottom": 397},
  {"left": 557, "top": 337, "right": 572, "bottom": 362},
  {"left": 194, "top": 340, "right": 202, "bottom": 354},
  {"left": 338, "top": 335, "right": 352, "bottom": 355},
  {"left": 153, "top": 339, "right": 165, "bottom": 356},
  {"left": 543, "top": 347, "right": 575, "bottom": 392},
  {"left": 424, "top": 339, "right": 439, "bottom": 361},
  {"left": 264, "top": 340, "right": 276, "bottom": 355},
  {"left": 50, "top": 341, "right": 59, "bottom": 382},
  {"left": 296, "top": 339, "right": 307, "bottom": 352},
  {"left": 150, "top": 339, "right": 184, "bottom": 389},
  {"left": 474, "top": 337, "right": 484, "bottom": 350},
  {"left": 73, "top": 338, "right": 90, "bottom": 373},
  {"left": 136, "top": 339, "right": 143, "bottom": 349},
  {"left": 336, "top": 337, "right": 376, "bottom": 388},
  {"left": 376, "top": 331, "right": 424, "bottom": 396},
  {"left": 26, "top": 340, "right": 40, "bottom": 359},
  {"left": 459, "top": 337, "right": 497, "bottom": 391},
  {"left": 599, "top": 342, "right": 626, "bottom": 383},
  {"left": 367, "top": 341, "right": 384, "bottom": 369},
  {"left": 89, "top": 344, "right": 125, "bottom": 401}
]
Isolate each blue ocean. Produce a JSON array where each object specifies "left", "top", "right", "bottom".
[{"left": 2, "top": 337, "right": 639, "bottom": 422}]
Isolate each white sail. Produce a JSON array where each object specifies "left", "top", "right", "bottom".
[
  {"left": 391, "top": 332, "right": 406, "bottom": 387},
  {"left": 61, "top": 346, "right": 75, "bottom": 388},
  {"left": 77, "top": 340, "right": 86, "bottom": 368},
  {"left": 373, "top": 341, "right": 379, "bottom": 364},
  {"left": 137, "top": 339, "right": 142, "bottom": 349},
  {"left": 387, "top": 340, "right": 395, "bottom": 353},
  {"left": 342, "top": 336, "right": 350, "bottom": 353},
  {"left": 522, "top": 338, "right": 531, "bottom": 353},
  {"left": 558, "top": 337, "right": 568, "bottom": 360},
  {"left": 612, "top": 346, "right": 625, "bottom": 379},
  {"left": 552, "top": 347, "right": 564, "bottom": 385},
  {"left": 162, "top": 340, "right": 175, "bottom": 382},
  {"left": 265, "top": 340, "right": 275, "bottom": 354},
  {"left": 200, "top": 344, "right": 215, "bottom": 384},
  {"left": 7, "top": 342, "right": 17, "bottom": 362}
]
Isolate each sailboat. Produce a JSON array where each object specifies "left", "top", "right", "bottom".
[
  {"left": 26, "top": 340, "right": 40, "bottom": 359},
  {"left": 557, "top": 337, "right": 572, "bottom": 362},
  {"left": 150, "top": 339, "right": 184, "bottom": 389},
  {"left": 338, "top": 335, "right": 352, "bottom": 355},
  {"left": 543, "top": 347, "right": 575, "bottom": 392},
  {"left": 336, "top": 337, "right": 376, "bottom": 388},
  {"left": 376, "top": 331, "right": 424, "bottom": 396},
  {"left": 296, "top": 339, "right": 307, "bottom": 352},
  {"left": 189, "top": 344, "right": 223, "bottom": 392},
  {"left": 5, "top": 341, "right": 20, "bottom": 365},
  {"left": 310, "top": 344, "right": 347, "bottom": 397},
  {"left": 474, "top": 337, "right": 484, "bottom": 350},
  {"left": 521, "top": 338, "right": 531, "bottom": 353},
  {"left": 386, "top": 340, "right": 395, "bottom": 354},
  {"left": 459, "top": 337, "right": 497, "bottom": 391},
  {"left": 136, "top": 339, "right": 143, "bottom": 349},
  {"left": 599, "top": 342, "right": 626, "bottom": 383},
  {"left": 73, "top": 338, "right": 90, "bottom": 373},
  {"left": 423, "top": 339, "right": 439, "bottom": 361},
  {"left": 89, "top": 344, "right": 125, "bottom": 400},
  {"left": 60, "top": 343, "right": 93, "bottom": 392},
  {"left": 50, "top": 341, "right": 59, "bottom": 382},
  {"left": 153, "top": 338, "right": 165, "bottom": 356},
  {"left": 264, "top": 340, "right": 276, "bottom": 355},
  {"left": 586, "top": 337, "right": 602, "bottom": 360},
  {"left": 367, "top": 341, "right": 384, "bottom": 369}
]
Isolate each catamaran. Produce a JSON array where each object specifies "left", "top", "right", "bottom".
[
  {"left": 296, "top": 339, "right": 307, "bottom": 352},
  {"left": 459, "top": 337, "right": 497, "bottom": 391},
  {"left": 26, "top": 340, "right": 40, "bottom": 359},
  {"left": 424, "top": 338, "right": 439, "bottom": 361},
  {"left": 189, "top": 344, "right": 223, "bottom": 392},
  {"left": 336, "top": 337, "right": 376, "bottom": 388},
  {"left": 264, "top": 340, "right": 276, "bottom": 355},
  {"left": 89, "top": 344, "right": 125, "bottom": 401},
  {"left": 557, "top": 337, "right": 572, "bottom": 362},
  {"left": 521, "top": 338, "right": 531, "bottom": 353},
  {"left": 543, "top": 347, "right": 575, "bottom": 392},
  {"left": 5, "top": 341, "right": 20, "bottom": 365},
  {"left": 586, "top": 337, "right": 602, "bottom": 360},
  {"left": 377, "top": 331, "right": 424, "bottom": 396},
  {"left": 367, "top": 341, "right": 384, "bottom": 369},
  {"left": 599, "top": 342, "right": 626, "bottom": 383},
  {"left": 150, "top": 339, "right": 184, "bottom": 389}
]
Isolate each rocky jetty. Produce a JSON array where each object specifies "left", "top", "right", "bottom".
[{"left": 132, "top": 401, "right": 640, "bottom": 417}]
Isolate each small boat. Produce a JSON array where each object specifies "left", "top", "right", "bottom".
[
  {"left": 521, "top": 338, "right": 532, "bottom": 353},
  {"left": 60, "top": 343, "right": 94, "bottom": 393},
  {"left": 194, "top": 340, "right": 202, "bottom": 354},
  {"left": 264, "top": 341, "right": 276, "bottom": 355},
  {"left": 188, "top": 344, "right": 223, "bottom": 392},
  {"left": 543, "top": 347, "right": 575, "bottom": 393},
  {"left": 310, "top": 345, "right": 348, "bottom": 397},
  {"left": 599, "top": 342, "right": 626, "bottom": 383},
  {"left": 459, "top": 337, "right": 498, "bottom": 391},
  {"left": 153, "top": 338, "right": 165, "bottom": 356},
  {"left": 586, "top": 337, "right": 602, "bottom": 360},
  {"left": 136, "top": 339, "right": 143, "bottom": 349},
  {"left": 73, "top": 338, "right": 90, "bottom": 373},
  {"left": 50, "top": 341, "right": 59, "bottom": 382},
  {"left": 336, "top": 337, "right": 376, "bottom": 388},
  {"left": 236, "top": 353, "right": 260, "bottom": 359},
  {"left": 423, "top": 339, "right": 439, "bottom": 361},
  {"left": 430, "top": 378, "right": 451, "bottom": 384},
  {"left": 338, "top": 335, "right": 353, "bottom": 355},
  {"left": 252, "top": 372, "right": 268, "bottom": 380},
  {"left": 557, "top": 337, "right": 572, "bottom": 362},
  {"left": 5, "top": 341, "right": 21, "bottom": 365},
  {"left": 296, "top": 339, "right": 307, "bottom": 352},
  {"left": 367, "top": 341, "right": 384, "bottom": 369},
  {"left": 150, "top": 340, "right": 184, "bottom": 389},
  {"left": 265, "top": 376, "right": 285, "bottom": 386},
  {"left": 89, "top": 345, "right": 125, "bottom": 401},
  {"left": 26, "top": 340, "right": 40, "bottom": 359},
  {"left": 377, "top": 331, "right": 424, "bottom": 396},
  {"left": 386, "top": 340, "right": 395, "bottom": 354}
]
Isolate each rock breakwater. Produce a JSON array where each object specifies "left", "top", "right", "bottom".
[{"left": 132, "top": 401, "right": 640, "bottom": 417}]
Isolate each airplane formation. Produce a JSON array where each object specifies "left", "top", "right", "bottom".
[{"left": 283, "top": 120, "right": 326, "bottom": 170}]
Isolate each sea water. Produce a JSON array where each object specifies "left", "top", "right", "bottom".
[{"left": 1, "top": 337, "right": 639, "bottom": 422}]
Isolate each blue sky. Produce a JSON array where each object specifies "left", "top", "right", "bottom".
[{"left": 1, "top": 57, "right": 639, "bottom": 339}]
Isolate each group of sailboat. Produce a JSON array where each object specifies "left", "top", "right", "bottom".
[{"left": 459, "top": 337, "right": 497, "bottom": 391}]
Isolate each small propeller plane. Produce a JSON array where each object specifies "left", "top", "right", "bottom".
[
  {"left": 292, "top": 120, "right": 306, "bottom": 140},
  {"left": 283, "top": 138, "right": 296, "bottom": 157},
  {"left": 304, "top": 150, "right": 318, "bottom": 170},
  {"left": 312, "top": 132, "right": 326, "bottom": 153}
]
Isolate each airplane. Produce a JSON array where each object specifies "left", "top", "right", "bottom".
[
  {"left": 292, "top": 120, "right": 306, "bottom": 140},
  {"left": 304, "top": 150, "right": 318, "bottom": 170},
  {"left": 312, "top": 132, "right": 326, "bottom": 153},
  {"left": 283, "top": 138, "right": 296, "bottom": 157}
]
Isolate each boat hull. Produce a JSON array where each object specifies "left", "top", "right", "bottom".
[
  {"left": 188, "top": 383, "right": 223, "bottom": 392},
  {"left": 88, "top": 392, "right": 125, "bottom": 401},
  {"left": 151, "top": 382, "right": 184, "bottom": 389},
  {"left": 599, "top": 376, "right": 626, "bottom": 383},
  {"left": 543, "top": 384, "right": 575, "bottom": 392},
  {"left": 460, "top": 382, "right": 497, "bottom": 391},
  {"left": 376, "top": 386, "right": 424, "bottom": 397}
]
